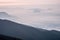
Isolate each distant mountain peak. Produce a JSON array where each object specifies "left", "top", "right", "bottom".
[
  {"left": 0, "top": 12, "right": 23, "bottom": 24},
  {"left": 0, "top": 12, "right": 8, "bottom": 15},
  {"left": 0, "top": 12, "right": 13, "bottom": 20},
  {"left": 0, "top": 12, "right": 10, "bottom": 19}
]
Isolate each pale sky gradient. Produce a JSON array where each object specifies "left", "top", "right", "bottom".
[{"left": 0, "top": 0, "right": 59, "bottom": 5}]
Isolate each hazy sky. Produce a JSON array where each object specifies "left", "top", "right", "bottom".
[
  {"left": 0, "top": 0, "right": 60, "bottom": 30},
  {"left": 0, "top": 0, "right": 59, "bottom": 5}
]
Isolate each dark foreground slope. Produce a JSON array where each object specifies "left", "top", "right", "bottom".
[
  {"left": 0, "top": 34, "right": 21, "bottom": 40},
  {"left": 0, "top": 19, "right": 60, "bottom": 40}
]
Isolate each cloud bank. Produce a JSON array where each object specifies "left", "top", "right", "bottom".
[{"left": 0, "top": 4, "right": 60, "bottom": 30}]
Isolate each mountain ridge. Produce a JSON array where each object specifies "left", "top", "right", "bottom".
[{"left": 0, "top": 19, "right": 60, "bottom": 40}]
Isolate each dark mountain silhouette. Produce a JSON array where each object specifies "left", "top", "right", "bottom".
[
  {"left": 0, "top": 19, "right": 60, "bottom": 40},
  {"left": 0, "top": 34, "right": 22, "bottom": 40}
]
